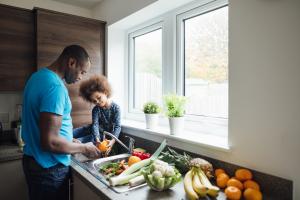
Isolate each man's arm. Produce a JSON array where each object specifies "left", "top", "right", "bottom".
[{"left": 40, "top": 112, "right": 100, "bottom": 156}]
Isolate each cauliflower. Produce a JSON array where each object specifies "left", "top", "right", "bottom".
[
  {"left": 152, "top": 160, "right": 175, "bottom": 177},
  {"left": 164, "top": 166, "right": 175, "bottom": 177},
  {"left": 152, "top": 170, "right": 163, "bottom": 178},
  {"left": 153, "top": 159, "right": 169, "bottom": 167},
  {"left": 142, "top": 159, "right": 182, "bottom": 191}
]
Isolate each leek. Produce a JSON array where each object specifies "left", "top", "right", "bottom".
[
  {"left": 109, "top": 170, "right": 141, "bottom": 186},
  {"left": 128, "top": 175, "right": 145, "bottom": 187}
]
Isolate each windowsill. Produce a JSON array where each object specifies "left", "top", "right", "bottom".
[{"left": 121, "top": 119, "right": 230, "bottom": 152}]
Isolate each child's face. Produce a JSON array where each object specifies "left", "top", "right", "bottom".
[{"left": 90, "top": 91, "right": 108, "bottom": 107}]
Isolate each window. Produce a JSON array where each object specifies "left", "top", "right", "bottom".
[
  {"left": 127, "top": 0, "right": 228, "bottom": 134},
  {"left": 128, "top": 24, "right": 163, "bottom": 113},
  {"left": 183, "top": 6, "right": 228, "bottom": 119}
]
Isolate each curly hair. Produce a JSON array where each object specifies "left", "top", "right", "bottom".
[{"left": 79, "top": 75, "right": 112, "bottom": 102}]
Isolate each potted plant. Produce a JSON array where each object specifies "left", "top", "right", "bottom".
[
  {"left": 163, "top": 94, "right": 187, "bottom": 135},
  {"left": 143, "top": 102, "right": 161, "bottom": 129}
]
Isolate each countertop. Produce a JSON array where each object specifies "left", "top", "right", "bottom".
[
  {"left": 71, "top": 160, "right": 277, "bottom": 200},
  {"left": 0, "top": 145, "right": 281, "bottom": 199},
  {"left": 0, "top": 144, "right": 23, "bottom": 163}
]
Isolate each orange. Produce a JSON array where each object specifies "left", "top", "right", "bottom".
[
  {"left": 215, "top": 168, "right": 226, "bottom": 177},
  {"left": 225, "top": 186, "right": 242, "bottom": 200},
  {"left": 97, "top": 139, "right": 110, "bottom": 152},
  {"left": 244, "top": 180, "right": 260, "bottom": 191},
  {"left": 235, "top": 168, "right": 253, "bottom": 182},
  {"left": 216, "top": 173, "right": 229, "bottom": 188},
  {"left": 244, "top": 188, "right": 262, "bottom": 200},
  {"left": 128, "top": 156, "right": 141, "bottom": 166},
  {"left": 227, "top": 178, "right": 244, "bottom": 190}
]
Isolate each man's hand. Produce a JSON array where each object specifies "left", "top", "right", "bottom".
[
  {"left": 105, "top": 139, "right": 116, "bottom": 157},
  {"left": 83, "top": 142, "right": 101, "bottom": 158}
]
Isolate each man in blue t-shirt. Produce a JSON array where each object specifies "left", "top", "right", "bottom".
[{"left": 22, "top": 45, "right": 101, "bottom": 200}]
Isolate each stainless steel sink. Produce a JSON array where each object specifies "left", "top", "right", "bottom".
[{"left": 72, "top": 153, "right": 147, "bottom": 193}]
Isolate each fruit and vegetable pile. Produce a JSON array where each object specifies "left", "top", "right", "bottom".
[
  {"left": 215, "top": 168, "right": 262, "bottom": 200},
  {"left": 99, "top": 160, "right": 128, "bottom": 178},
  {"left": 183, "top": 158, "right": 220, "bottom": 199},
  {"left": 102, "top": 140, "right": 168, "bottom": 188},
  {"left": 96, "top": 139, "right": 262, "bottom": 200}
]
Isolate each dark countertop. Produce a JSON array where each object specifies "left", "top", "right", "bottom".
[
  {"left": 70, "top": 160, "right": 200, "bottom": 200},
  {"left": 71, "top": 160, "right": 276, "bottom": 200},
  {"left": 0, "top": 130, "right": 23, "bottom": 162},
  {"left": 0, "top": 144, "right": 23, "bottom": 163}
]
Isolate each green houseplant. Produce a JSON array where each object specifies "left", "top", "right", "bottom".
[
  {"left": 163, "top": 94, "right": 187, "bottom": 135},
  {"left": 143, "top": 102, "right": 161, "bottom": 129}
]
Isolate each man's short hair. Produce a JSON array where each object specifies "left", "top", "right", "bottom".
[{"left": 58, "top": 45, "right": 90, "bottom": 66}]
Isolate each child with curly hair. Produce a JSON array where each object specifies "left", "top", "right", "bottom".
[{"left": 73, "top": 75, "right": 121, "bottom": 155}]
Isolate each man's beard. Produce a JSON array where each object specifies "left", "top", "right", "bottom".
[{"left": 65, "top": 74, "right": 76, "bottom": 84}]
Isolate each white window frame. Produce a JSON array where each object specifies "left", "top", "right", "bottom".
[
  {"left": 126, "top": 21, "right": 165, "bottom": 121},
  {"left": 125, "top": 0, "right": 228, "bottom": 135},
  {"left": 176, "top": 0, "right": 228, "bottom": 128}
]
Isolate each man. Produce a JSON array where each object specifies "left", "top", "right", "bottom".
[{"left": 21, "top": 45, "right": 101, "bottom": 200}]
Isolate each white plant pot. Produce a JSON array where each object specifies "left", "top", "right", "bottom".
[
  {"left": 169, "top": 117, "right": 184, "bottom": 135},
  {"left": 145, "top": 113, "right": 159, "bottom": 129}
]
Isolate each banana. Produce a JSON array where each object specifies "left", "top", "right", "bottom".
[
  {"left": 192, "top": 170, "right": 207, "bottom": 197},
  {"left": 206, "top": 185, "right": 220, "bottom": 198},
  {"left": 184, "top": 170, "right": 199, "bottom": 200},
  {"left": 198, "top": 169, "right": 220, "bottom": 198}
]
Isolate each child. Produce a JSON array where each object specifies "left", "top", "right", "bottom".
[{"left": 73, "top": 75, "right": 121, "bottom": 155}]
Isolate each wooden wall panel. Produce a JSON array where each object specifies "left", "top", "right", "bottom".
[
  {"left": 35, "top": 8, "right": 106, "bottom": 128},
  {"left": 0, "top": 4, "right": 35, "bottom": 91}
]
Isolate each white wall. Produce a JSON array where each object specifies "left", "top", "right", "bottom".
[
  {"left": 0, "top": 0, "right": 92, "bottom": 18},
  {"left": 92, "top": 0, "right": 158, "bottom": 25},
  {"left": 95, "top": 0, "right": 300, "bottom": 199},
  {"left": 230, "top": 0, "right": 300, "bottom": 198}
]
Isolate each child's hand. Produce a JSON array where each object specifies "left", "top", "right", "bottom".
[
  {"left": 105, "top": 139, "right": 116, "bottom": 157},
  {"left": 72, "top": 138, "right": 81, "bottom": 144}
]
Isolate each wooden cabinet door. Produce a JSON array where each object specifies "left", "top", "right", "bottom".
[
  {"left": 0, "top": 4, "right": 35, "bottom": 91},
  {"left": 35, "top": 8, "right": 106, "bottom": 128}
]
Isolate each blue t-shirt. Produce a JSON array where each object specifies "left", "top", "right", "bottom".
[{"left": 22, "top": 68, "right": 73, "bottom": 168}]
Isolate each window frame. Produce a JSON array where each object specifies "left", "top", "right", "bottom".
[
  {"left": 126, "top": 21, "right": 164, "bottom": 120},
  {"left": 176, "top": 0, "right": 228, "bottom": 126}
]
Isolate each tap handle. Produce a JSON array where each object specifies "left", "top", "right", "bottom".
[{"left": 125, "top": 136, "right": 135, "bottom": 153}]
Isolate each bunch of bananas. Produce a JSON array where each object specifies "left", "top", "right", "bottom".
[{"left": 184, "top": 158, "right": 220, "bottom": 200}]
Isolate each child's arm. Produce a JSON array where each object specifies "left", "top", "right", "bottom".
[
  {"left": 111, "top": 104, "right": 121, "bottom": 138},
  {"left": 91, "top": 106, "right": 101, "bottom": 141}
]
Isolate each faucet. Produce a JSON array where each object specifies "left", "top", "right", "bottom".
[{"left": 103, "top": 131, "right": 135, "bottom": 154}]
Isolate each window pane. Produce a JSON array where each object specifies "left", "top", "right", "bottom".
[
  {"left": 133, "top": 29, "right": 162, "bottom": 110},
  {"left": 184, "top": 6, "right": 228, "bottom": 118}
]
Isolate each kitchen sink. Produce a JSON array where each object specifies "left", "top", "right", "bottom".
[{"left": 72, "top": 153, "right": 147, "bottom": 193}]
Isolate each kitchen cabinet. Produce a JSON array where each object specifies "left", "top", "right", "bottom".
[
  {"left": 35, "top": 8, "right": 106, "bottom": 128},
  {"left": 0, "top": 159, "right": 29, "bottom": 200},
  {"left": 0, "top": 4, "right": 35, "bottom": 91},
  {"left": 72, "top": 170, "right": 104, "bottom": 200}
]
